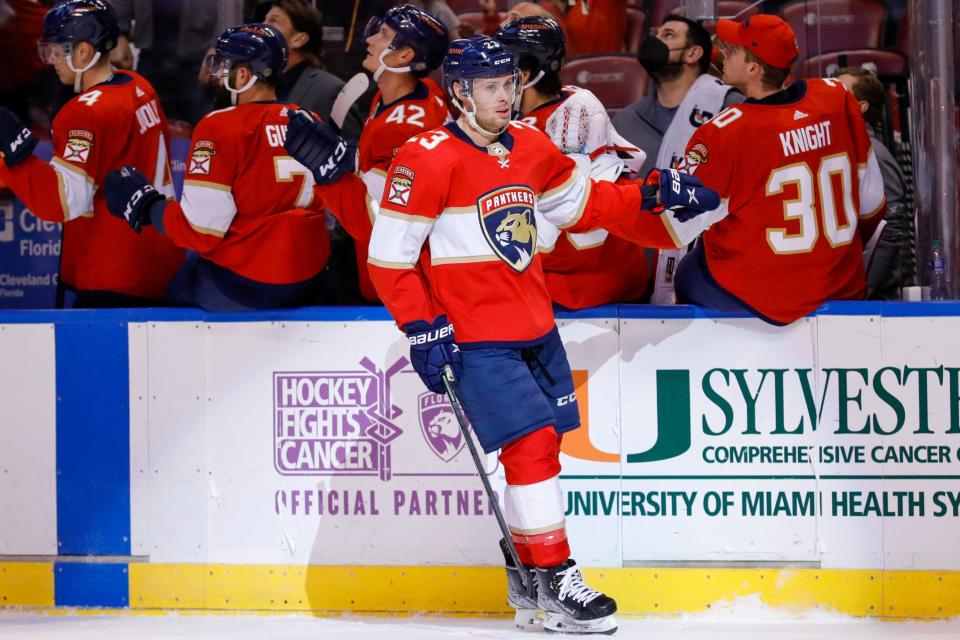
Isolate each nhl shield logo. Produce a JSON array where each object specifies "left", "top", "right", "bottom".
[
  {"left": 418, "top": 392, "right": 464, "bottom": 462},
  {"left": 477, "top": 185, "right": 537, "bottom": 273}
]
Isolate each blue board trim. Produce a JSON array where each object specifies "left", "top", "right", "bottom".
[
  {"left": 1, "top": 301, "right": 960, "bottom": 326},
  {"left": 55, "top": 321, "right": 131, "bottom": 555},
  {"left": 54, "top": 562, "right": 129, "bottom": 607}
]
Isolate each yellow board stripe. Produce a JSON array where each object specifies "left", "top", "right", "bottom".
[
  {"left": 4, "top": 563, "right": 960, "bottom": 618},
  {"left": 0, "top": 563, "right": 55, "bottom": 607}
]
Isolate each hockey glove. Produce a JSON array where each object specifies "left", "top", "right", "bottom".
[
  {"left": 642, "top": 168, "right": 721, "bottom": 222},
  {"left": 104, "top": 166, "right": 166, "bottom": 233},
  {"left": 403, "top": 315, "right": 461, "bottom": 394},
  {"left": 0, "top": 107, "right": 37, "bottom": 167},
  {"left": 284, "top": 109, "right": 356, "bottom": 185}
]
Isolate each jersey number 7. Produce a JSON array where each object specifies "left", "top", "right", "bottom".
[{"left": 274, "top": 156, "right": 316, "bottom": 208}]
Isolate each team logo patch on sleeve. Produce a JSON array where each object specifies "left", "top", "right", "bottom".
[
  {"left": 477, "top": 185, "right": 538, "bottom": 273},
  {"left": 63, "top": 129, "right": 94, "bottom": 163},
  {"left": 387, "top": 165, "right": 415, "bottom": 207},
  {"left": 681, "top": 143, "right": 709, "bottom": 175},
  {"left": 189, "top": 140, "right": 216, "bottom": 175}
]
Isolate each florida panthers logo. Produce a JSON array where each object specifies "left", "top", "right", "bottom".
[
  {"left": 478, "top": 185, "right": 538, "bottom": 272},
  {"left": 418, "top": 393, "right": 464, "bottom": 462}
]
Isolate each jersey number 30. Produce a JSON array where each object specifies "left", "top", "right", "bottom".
[{"left": 766, "top": 153, "right": 858, "bottom": 254}]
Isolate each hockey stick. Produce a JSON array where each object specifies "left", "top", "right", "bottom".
[
  {"left": 330, "top": 72, "right": 369, "bottom": 130},
  {"left": 441, "top": 365, "right": 536, "bottom": 598}
]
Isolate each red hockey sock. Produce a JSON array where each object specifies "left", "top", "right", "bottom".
[{"left": 515, "top": 527, "right": 570, "bottom": 567}]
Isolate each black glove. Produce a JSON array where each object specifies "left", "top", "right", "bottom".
[
  {"left": 642, "top": 168, "right": 721, "bottom": 223},
  {"left": 403, "top": 315, "right": 461, "bottom": 394},
  {"left": 284, "top": 109, "right": 356, "bottom": 185},
  {"left": 104, "top": 166, "right": 166, "bottom": 233},
  {"left": 0, "top": 107, "right": 37, "bottom": 167}
]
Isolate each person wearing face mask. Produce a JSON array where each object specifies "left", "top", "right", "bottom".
[
  {"left": 102, "top": 23, "right": 338, "bottom": 311},
  {"left": 614, "top": 15, "right": 742, "bottom": 303},
  {"left": 0, "top": 0, "right": 183, "bottom": 308}
]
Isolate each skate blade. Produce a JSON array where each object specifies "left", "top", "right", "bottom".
[
  {"left": 514, "top": 608, "right": 544, "bottom": 631},
  {"left": 542, "top": 612, "right": 617, "bottom": 635}
]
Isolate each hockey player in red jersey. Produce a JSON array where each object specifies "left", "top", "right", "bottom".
[
  {"left": 673, "top": 15, "right": 886, "bottom": 324},
  {"left": 302, "top": 4, "right": 450, "bottom": 301},
  {"left": 103, "top": 24, "right": 339, "bottom": 311},
  {"left": 0, "top": 0, "right": 183, "bottom": 307},
  {"left": 495, "top": 17, "right": 682, "bottom": 309},
  {"left": 283, "top": 37, "right": 718, "bottom": 634}
]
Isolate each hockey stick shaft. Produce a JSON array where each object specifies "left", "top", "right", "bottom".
[{"left": 441, "top": 365, "right": 535, "bottom": 597}]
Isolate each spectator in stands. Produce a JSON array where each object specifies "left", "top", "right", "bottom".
[
  {"left": 482, "top": 0, "right": 566, "bottom": 37},
  {"left": 109, "top": 0, "right": 245, "bottom": 124},
  {"left": 562, "top": 0, "right": 626, "bottom": 55},
  {"left": 257, "top": 0, "right": 363, "bottom": 139},
  {"left": 836, "top": 66, "right": 914, "bottom": 299},
  {"left": 614, "top": 16, "right": 742, "bottom": 303},
  {"left": 401, "top": 0, "right": 461, "bottom": 38}
]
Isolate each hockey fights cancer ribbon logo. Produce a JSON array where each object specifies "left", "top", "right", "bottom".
[
  {"left": 418, "top": 392, "right": 464, "bottom": 462},
  {"left": 189, "top": 140, "right": 216, "bottom": 175},
  {"left": 63, "top": 129, "right": 94, "bottom": 164},
  {"left": 477, "top": 185, "right": 538, "bottom": 272},
  {"left": 273, "top": 357, "right": 408, "bottom": 481}
]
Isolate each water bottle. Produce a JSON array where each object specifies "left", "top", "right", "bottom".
[{"left": 929, "top": 240, "right": 948, "bottom": 300}]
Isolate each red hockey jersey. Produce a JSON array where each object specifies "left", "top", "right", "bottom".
[
  {"left": 682, "top": 79, "right": 886, "bottom": 323},
  {"left": 522, "top": 88, "right": 677, "bottom": 309},
  {"left": 367, "top": 121, "right": 651, "bottom": 346},
  {"left": 0, "top": 71, "right": 183, "bottom": 301},
  {"left": 160, "top": 102, "right": 329, "bottom": 285},
  {"left": 314, "top": 78, "right": 449, "bottom": 299}
]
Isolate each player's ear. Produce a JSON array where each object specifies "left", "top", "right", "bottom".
[
  {"left": 75, "top": 41, "right": 96, "bottom": 66},
  {"left": 520, "top": 68, "right": 532, "bottom": 86},
  {"left": 394, "top": 45, "right": 416, "bottom": 67}
]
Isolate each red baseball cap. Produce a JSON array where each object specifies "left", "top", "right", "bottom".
[{"left": 715, "top": 15, "right": 799, "bottom": 70}]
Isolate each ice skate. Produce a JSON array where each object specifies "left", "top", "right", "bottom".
[
  {"left": 536, "top": 559, "right": 617, "bottom": 635},
  {"left": 500, "top": 538, "right": 542, "bottom": 630}
]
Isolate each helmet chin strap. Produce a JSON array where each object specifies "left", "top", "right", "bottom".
[
  {"left": 67, "top": 49, "right": 102, "bottom": 93},
  {"left": 453, "top": 85, "right": 507, "bottom": 139},
  {"left": 522, "top": 69, "right": 545, "bottom": 91},
  {"left": 373, "top": 47, "right": 411, "bottom": 82},
  {"left": 223, "top": 67, "right": 258, "bottom": 105}
]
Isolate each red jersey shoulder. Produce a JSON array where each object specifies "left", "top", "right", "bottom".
[{"left": 361, "top": 80, "right": 449, "bottom": 172}]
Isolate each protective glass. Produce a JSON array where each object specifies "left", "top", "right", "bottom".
[
  {"left": 363, "top": 16, "right": 383, "bottom": 40},
  {"left": 204, "top": 52, "right": 232, "bottom": 81}
]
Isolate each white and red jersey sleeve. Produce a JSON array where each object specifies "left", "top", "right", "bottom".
[
  {"left": 162, "top": 103, "right": 329, "bottom": 285},
  {"left": 315, "top": 79, "right": 449, "bottom": 300},
  {"left": 0, "top": 71, "right": 182, "bottom": 299},
  {"left": 369, "top": 122, "right": 656, "bottom": 342}
]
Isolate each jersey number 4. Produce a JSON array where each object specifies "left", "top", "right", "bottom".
[{"left": 766, "top": 153, "right": 858, "bottom": 254}]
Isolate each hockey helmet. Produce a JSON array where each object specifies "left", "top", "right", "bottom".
[
  {"left": 364, "top": 5, "right": 449, "bottom": 79},
  {"left": 207, "top": 23, "right": 288, "bottom": 104},
  {"left": 494, "top": 17, "right": 566, "bottom": 77},
  {"left": 443, "top": 37, "right": 519, "bottom": 137},
  {"left": 38, "top": 0, "right": 120, "bottom": 92}
]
